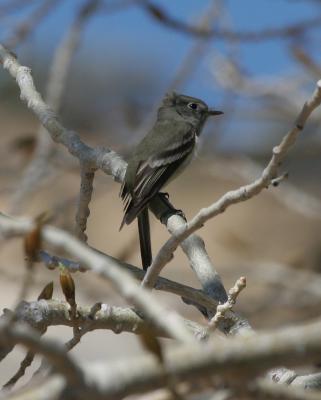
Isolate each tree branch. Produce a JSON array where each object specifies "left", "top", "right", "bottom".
[
  {"left": 38, "top": 250, "right": 222, "bottom": 315},
  {"left": 0, "top": 299, "right": 207, "bottom": 343},
  {"left": 0, "top": 213, "right": 195, "bottom": 342},
  {"left": 12, "top": 318, "right": 321, "bottom": 399},
  {"left": 143, "top": 2, "right": 321, "bottom": 42},
  {"left": 4, "top": 0, "right": 60, "bottom": 49},
  {"left": 0, "top": 43, "right": 126, "bottom": 182},
  {"left": 10, "top": 0, "right": 101, "bottom": 213},
  {"left": 75, "top": 165, "right": 95, "bottom": 241}
]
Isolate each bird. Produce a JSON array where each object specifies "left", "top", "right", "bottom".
[{"left": 119, "top": 92, "right": 223, "bottom": 270}]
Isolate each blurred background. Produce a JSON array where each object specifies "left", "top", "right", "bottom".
[{"left": 0, "top": 0, "right": 321, "bottom": 387}]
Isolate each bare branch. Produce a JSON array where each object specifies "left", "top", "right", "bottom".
[
  {"left": 25, "top": 318, "right": 321, "bottom": 398},
  {"left": 1, "top": 377, "right": 65, "bottom": 400},
  {"left": 4, "top": 0, "right": 60, "bottom": 49},
  {"left": 38, "top": 249, "right": 252, "bottom": 337},
  {"left": 0, "top": 0, "right": 38, "bottom": 17},
  {"left": 251, "top": 378, "right": 321, "bottom": 400},
  {"left": 209, "top": 277, "right": 246, "bottom": 331},
  {"left": 38, "top": 250, "right": 229, "bottom": 319},
  {"left": 0, "top": 213, "right": 195, "bottom": 342},
  {"left": 3, "top": 350, "right": 35, "bottom": 389},
  {"left": 143, "top": 2, "right": 321, "bottom": 42},
  {"left": 75, "top": 165, "right": 95, "bottom": 241},
  {"left": 166, "top": 0, "right": 223, "bottom": 92},
  {"left": 291, "top": 45, "right": 321, "bottom": 79},
  {"left": 0, "top": 43, "right": 127, "bottom": 182},
  {"left": 0, "top": 300, "right": 207, "bottom": 351},
  {"left": 210, "top": 156, "right": 321, "bottom": 222},
  {"left": 10, "top": 0, "right": 101, "bottom": 213},
  {"left": 0, "top": 322, "right": 84, "bottom": 388}
]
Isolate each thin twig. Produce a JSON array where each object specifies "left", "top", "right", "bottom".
[
  {"left": 75, "top": 165, "right": 95, "bottom": 242},
  {"left": 167, "top": 0, "right": 223, "bottom": 92},
  {"left": 3, "top": 350, "right": 35, "bottom": 389},
  {"left": 0, "top": 0, "right": 37, "bottom": 16},
  {"left": 143, "top": 2, "right": 321, "bottom": 42},
  {"left": 209, "top": 277, "right": 246, "bottom": 331},
  {"left": 0, "top": 322, "right": 84, "bottom": 387},
  {"left": 210, "top": 156, "right": 321, "bottom": 221},
  {"left": 65, "top": 302, "right": 102, "bottom": 351},
  {"left": 4, "top": 0, "right": 59, "bottom": 49}
]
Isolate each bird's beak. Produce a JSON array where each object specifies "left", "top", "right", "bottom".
[{"left": 208, "top": 109, "right": 224, "bottom": 116}]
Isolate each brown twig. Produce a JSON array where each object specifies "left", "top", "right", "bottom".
[
  {"left": 2, "top": 350, "right": 35, "bottom": 389},
  {"left": 75, "top": 165, "right": 95, "bottom": 242}
]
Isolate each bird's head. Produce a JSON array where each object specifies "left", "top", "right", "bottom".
[{"left": 160, "top": 92, "right": 223, "bottom": 127}]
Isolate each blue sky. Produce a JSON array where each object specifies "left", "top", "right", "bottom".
[
  {"left": 10, "top": 0, "right": 321, "bottom": 101},
  {"left": 1, "top": 0, "right": 321, "bottom": 151}
]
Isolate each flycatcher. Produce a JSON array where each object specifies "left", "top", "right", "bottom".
[{"left": 120, "top": 92, "right": 223, "bottom": 270}]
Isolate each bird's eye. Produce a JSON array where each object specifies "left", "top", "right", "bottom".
[{"left": 187, "top": 102, "right": 198, "bottom": 110}]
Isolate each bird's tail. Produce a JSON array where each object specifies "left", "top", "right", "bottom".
[{"left": 137, "top": 207, "right": 152, "bottom": 270}]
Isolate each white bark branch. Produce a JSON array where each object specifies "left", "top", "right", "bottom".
[
  {"left": 252, "top": 378, "right": 321, "bottom": 400},
  {"left": 0, "top": 213, "right": 194, "bottom": 342},
  {"left": 210, "top": 156, "right": 321, "bottom": 222},
  {"left": 209, "top": 276, "right": 246, "bottom": 331},
  {"left": 0, "top": 43, "right": 126, "bottom": 183},
  {"left": 0, "top": 299, "right": 208, "bottom": 346},
  {"left": 7, "top": 318, "right": 321, "bottom": 399}
]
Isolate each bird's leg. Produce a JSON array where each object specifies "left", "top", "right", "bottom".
[{"left": 151, "top": 192, "right": 187, "bottom": 224}]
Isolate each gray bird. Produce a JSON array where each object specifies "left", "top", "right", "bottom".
[{"left": 120, "top": 92, "right": 223, "bottom": 270}]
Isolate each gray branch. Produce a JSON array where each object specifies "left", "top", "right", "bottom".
[
  {"left": 4, "top": 318, "right": 321, "bottom": 399},
  {"left": 0, "top": 300, "right": 206, "bottom": 367},
  {"left": 0, "top": 213, "right": 194, "bottom": 342},
  {"left": 75, "top": 165, "right": 95, "bottom": 241},
  {"left": 0, "top": 43, "right": 126, "bottom": 182},
  {"left": 38, "top": 250, "right": 221, "bottom": 315},
  {"left": 10, "top": 0, "right": 101, "bottom": 213}
]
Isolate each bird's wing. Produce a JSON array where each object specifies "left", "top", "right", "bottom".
[{"left": 120, "top": 126, "right": 196, "bottom": 227}]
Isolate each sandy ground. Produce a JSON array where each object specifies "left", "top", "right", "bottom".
[{"left": 0, "top": 107, "right": 320, "bottom": 387}]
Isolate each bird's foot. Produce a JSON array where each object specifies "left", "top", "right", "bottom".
[
  {"left": 175, "top": 208, "right": 187, "bottom": 221},
  {"left": 159, "top": 191, "right": 170, "bottom": 199},
  {"left": 157, "top": 192, "right": 187, "bottom": 223}
]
